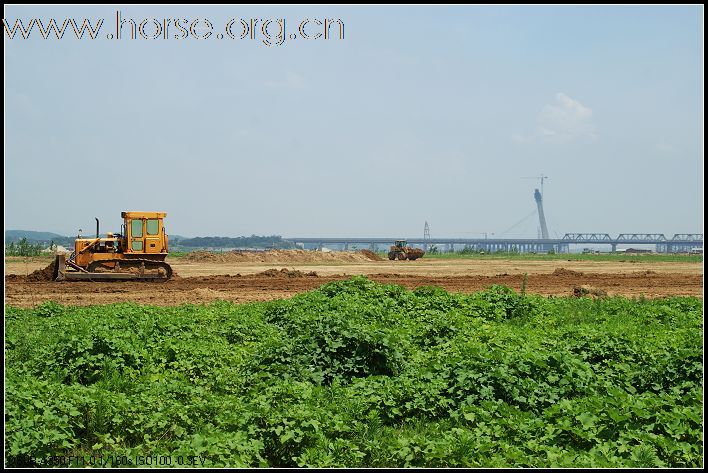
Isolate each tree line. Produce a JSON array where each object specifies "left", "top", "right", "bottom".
[
  {"left": 173, "top": 235, "right": 295, "bottom": 249},
  {"left": 5, "top": 238, "right": 56, "bottom": 256}
]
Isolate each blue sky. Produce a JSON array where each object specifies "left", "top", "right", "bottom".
[{"left": 4, "top": 5, "right": 703, "bottom": 238}]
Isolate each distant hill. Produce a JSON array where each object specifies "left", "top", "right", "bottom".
[{"left": 5, "top": 230, "right": 71, "bottom": 245}]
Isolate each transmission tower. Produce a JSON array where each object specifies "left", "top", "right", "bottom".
[{"left": 423, "top": 221, "right": 430, "bottom": 251}]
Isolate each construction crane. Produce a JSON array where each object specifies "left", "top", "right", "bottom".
[{"left": 522, "top": 174, "right": 549, "bottom": 198}]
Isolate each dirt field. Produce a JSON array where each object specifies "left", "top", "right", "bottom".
[{"left": 4, "top": 252, "right": 703, "bottom": 307}]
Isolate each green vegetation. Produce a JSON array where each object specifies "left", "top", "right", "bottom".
[
  {"left": 5, "top": 278, "right": 703, "bottom": 468},
  {"left": 421, "top": 251, "right": 703, "bottom": 263},
  {"left": 5, "top": 230, "right": 73, "bottom": 247},
  {"left": 5, "top": 238, "right": 51, "bottom": 257},
  {"left": 164, "top": 251, "right": 190, "bottom": 258},
  {"left": 175, "top": 235, "right": 295, "bottom": 250}
]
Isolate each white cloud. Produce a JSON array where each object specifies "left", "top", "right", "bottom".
[
  {"left": 512, "top": 93, "right": 597, "bottom": 144},
  {"left": 537, "top": 92, "right": 596, "bottom": 142}
]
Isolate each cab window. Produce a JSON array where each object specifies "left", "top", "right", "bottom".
[
  {"left": 146, "top": 219, "right": 159, "bottom": 235},
  {"left": 131, "top": 219, "right": 143, "bottom": 238}
]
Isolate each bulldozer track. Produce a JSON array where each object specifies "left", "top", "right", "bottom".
[{"left": 85, "top": 258, "right": 173, "bottom": 282}]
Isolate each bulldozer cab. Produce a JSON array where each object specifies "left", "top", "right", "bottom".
[
  {"left": 395, "top": 240, "right": 407, "bottom": 249},
  {"left": 122, "top": 211, "right": 168, "bottom": 254}
]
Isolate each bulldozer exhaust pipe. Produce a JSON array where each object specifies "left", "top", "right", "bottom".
[{"left": 95, "top": 217, "right": 99, "bottom": 239}]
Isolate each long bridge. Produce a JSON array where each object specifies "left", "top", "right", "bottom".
[{"left": 287, "top": 233, "right": 703, "bottom": 253}]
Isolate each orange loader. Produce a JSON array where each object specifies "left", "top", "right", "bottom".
[{"left": 387, "top": 240, "right": 425, "bottom": 261}]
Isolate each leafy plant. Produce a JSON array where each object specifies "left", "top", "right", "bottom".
[{"left": 4, "top": 279, "right": 703, "bottom": 467}]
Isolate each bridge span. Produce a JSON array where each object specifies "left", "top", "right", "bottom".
[{"left": 287, "top": 234, "right": 703, "bottom": 253}]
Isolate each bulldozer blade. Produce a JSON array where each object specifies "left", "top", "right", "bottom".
[{"left": 54, "top": 254, "right": 66, "bottom": 281}]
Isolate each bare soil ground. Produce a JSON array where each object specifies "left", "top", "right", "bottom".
[{"left": 4, "top": 253, "right": 703, "bottom": 307}]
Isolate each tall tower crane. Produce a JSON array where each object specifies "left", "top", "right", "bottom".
[{"left": 523, "top": 174, "right": 549, "bottom": 198}]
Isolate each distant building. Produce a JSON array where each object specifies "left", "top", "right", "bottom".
[
  {"left": 625, "top": 248, "right": 652, "bottom": 254},
  {"left": 41, "top": 245, "right": 70, "bottom": 254}
]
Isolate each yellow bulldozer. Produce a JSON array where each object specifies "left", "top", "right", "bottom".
[
  {"left": 387, "top": 240, "right": 425, "bottom": 261},
  {"left": 54, "top": 211, "right": 173, "bottom": 281}
]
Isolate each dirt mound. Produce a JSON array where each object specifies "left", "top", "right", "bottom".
[
  {"left": 183, "top": 251, "right": 229, "bottom": 263},
  {"left": 26, "top": 261, "right": 56, "bottom": 281},
  {"left": 184, "top": 250, "right": 375, "bottom": 264},
  {"left": 359, "top": 249, "right": 383, "bottom": 261},
  {"left": 260, "top": 268, "right": 318, "bottom": 278},
  {"left": 553, "top": 268, "right": 584, "bottom": 277}
]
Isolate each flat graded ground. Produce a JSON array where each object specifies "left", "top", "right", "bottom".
[
  {"left": 168, "top": 257, "right": 703, "bottom": 277},
  {"left": 4, "top": 253, "right": 703, "bottom": 307}
]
